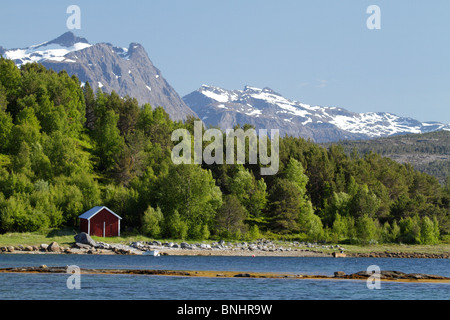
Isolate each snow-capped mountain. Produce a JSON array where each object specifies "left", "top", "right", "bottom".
[
  {"left": 3, "top": 32, "right": 91, "bottom": 66},
  {"left": 2, "top": 32, "right": 196, "bottom": 121},
  {"left": 3, "top": 33, "right": 448, "bottom": 139},
  {"left": 183, "top": 85, "right": 450, "bottom": 143}
]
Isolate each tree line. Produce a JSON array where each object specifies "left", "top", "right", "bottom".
[{"left": 0, "top": 58, "right": 448, "bottom": 244}]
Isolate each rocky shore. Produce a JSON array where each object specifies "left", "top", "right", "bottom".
[
  {"left": 129, "top": 239, "right": 331, "bottom": 257},
  {"left": 1, "top": 233, "right": 448, "bottom": 259},
  {"left": 0, "top": 233, "right": 331, "bottom": 257},
  {"left": 0, "top": 240, "right": 329, "bottom": 257},
  {"left": 0, "top": 241, "right": 141, "bottom": 256}
]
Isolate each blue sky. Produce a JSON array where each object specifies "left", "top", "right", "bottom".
[{"left": 1, "top": 0, "right": 449, "bottom": 123}]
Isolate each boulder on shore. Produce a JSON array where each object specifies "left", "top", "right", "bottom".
[
  {"left": 74, "top": 232, "right": 97, "bottom": 247},
  {"left": 48, "top": 242, "right": 60, "bottom": 252},
  {"left": 334, "top": 271, "right": 346, "bottom": 278},
  {"left": 74, "top": 243, "right": 92, "bottom": 250},
  {"left": 332, "top": 252, "right": 347, "bottom": 258}
]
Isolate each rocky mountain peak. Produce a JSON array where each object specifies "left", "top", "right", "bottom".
[
  {"left": 1, "top": 32, "right": 196, "bottom": 121},
  {"left": 243, "top": 86, "right": 278, "bottom": 95},
  {"left": 44, "top": 31, "right": 89, "bottom": 48}
]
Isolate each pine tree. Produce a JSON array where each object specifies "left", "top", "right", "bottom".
[
  {"left": 93, "top": 110, "right": 124, "bottom": 173},
  {"left": 83, "top": 82, "right": 96, "bottom": 130},
  {"left": 215, "top": 195, "right": 247, "bottom": 238},
  {"left": 268, "top": 179, "right": 301, "bottom": 233}
]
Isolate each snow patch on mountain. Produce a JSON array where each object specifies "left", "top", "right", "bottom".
[
  {"left": 4, "top": 42, "right": 92, "bottom": 66},
  {"left": 3, "top": 32, "right": 93, "bottom": 66},
  {"left": 200, "top": 85, "right": 239, "bottom": 103}
]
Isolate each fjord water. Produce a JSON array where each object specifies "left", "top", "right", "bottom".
[{"left": 0, "top": 254, "right": 448, "bottom": 300}]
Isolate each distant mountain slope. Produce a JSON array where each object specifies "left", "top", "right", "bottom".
[
  {"left": 322, "top": 131, "right": 450, "bottom": 184},
  {"left": 183, "top": 85, "right": 450, "bottom": 143},
  {"left": 2, "top": 32, "right": 196, "bottom": 121}
]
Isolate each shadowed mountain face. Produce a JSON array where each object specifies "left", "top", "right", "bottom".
[
  {"left": 2, "top": 32, "right": 196, "bottom": 121},
  {"left": 183, "top": 85, "right": 450, "bottom": 143}
]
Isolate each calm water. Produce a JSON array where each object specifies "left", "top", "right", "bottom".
[{"left": 0, "top": 254, "right": 449, "bottom": 300}]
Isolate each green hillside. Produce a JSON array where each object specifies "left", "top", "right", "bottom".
[{"left": 0, "top": 57, "right": 448, "bottom": 245}]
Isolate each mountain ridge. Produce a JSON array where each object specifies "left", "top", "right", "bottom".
[
  {"left": 1, "top": 32, "right": 196, "bottom": 121},
  {"left": 3, "top": 32, "right": 448, "bottom": 138},
  {"left": 183, "top": 85, "right": 450, "bottom": 143}
]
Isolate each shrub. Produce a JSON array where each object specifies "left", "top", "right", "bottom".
[{"left": 141, "top": 205, "right": 164, "bottom": 238}]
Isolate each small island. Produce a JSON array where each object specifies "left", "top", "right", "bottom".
[{"left": 1, "top": 265, "right": 449, "bottom": 284}]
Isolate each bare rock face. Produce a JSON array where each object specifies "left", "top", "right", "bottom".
[{"left": 42, "top": 41, "right": 196, "bottom": 121}]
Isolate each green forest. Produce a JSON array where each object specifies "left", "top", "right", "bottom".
[
  {"left": 0, "top": 57, "right": 449, "bottom": 244},
  {"left": 322, "top": 130, "right": 450, "bottom": 185}
]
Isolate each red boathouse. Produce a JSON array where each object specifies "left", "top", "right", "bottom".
[{"left": 79, "top": 206, "right": 122, "bottom": 237}]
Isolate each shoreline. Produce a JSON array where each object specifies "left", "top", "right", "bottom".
[
  {"left": 0, "top": 248, "right": 331, "bottom": 258},
  {"left": 2, "top": 248, "right": 450, "bottom": 259},
  {"left": 154, "top": 247, "right": 331, "bottom": 258},
  {"left": 1, "top": 237, "right": 449, "bottom": 259},
  {"left": 0, "top": 239, "right": 333, "bottom": 258}
]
